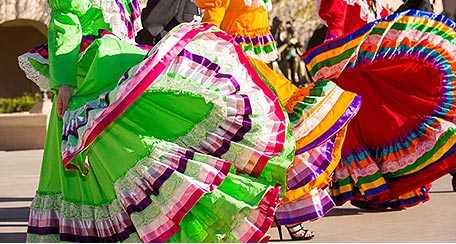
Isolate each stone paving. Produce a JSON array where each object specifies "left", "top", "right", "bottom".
[{"left": 1, "top": 149, "right": 455, "bottom": 243}]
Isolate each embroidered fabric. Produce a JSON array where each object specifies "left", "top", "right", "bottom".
[
  {"left": 343, "top": 0, "right": 384, "bottom": 23},
  {"left": 333, "top": 120, "right": 455, "bottom": 182},
  {"left": 91, "top": 0, "right": 143, "bottom": 42},
  {"left": 17, "top": 53, "right": 50, "bottom": 91}
]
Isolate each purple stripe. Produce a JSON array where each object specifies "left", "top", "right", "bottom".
[
  {"left": 233, "top": 34, "right": 275, "bottom": 46},
  {"left": 240, "top": 94, "right": 253, "bottom": 115},
  {"left": 178, "top": 49, "right": 254, "bottom": 156},
  {"left": 129, "top": 0, "right": 141, "bottom": 20},
  {"left": 215, "top": 73, "right": 241, "bottom": 91},
  {"left": 125, "top": 189, "right": 155, "bottom": 214},
  {"left": 179, "top": 49, "right": 220, "bottom": 72},
  {"left": 230, "top": 116, "right": 252, "bottom": 143},
  {"left": 28, "top": 224, "right": 137, "bottom": 243},
  {"left": 125, "top": 150, "right": 194, "bottom": 214},
  {"left": 62, "top": 93, "right": 110, "bottom": 141},
  {"left": 179, "top": 49, "right": 241, "bottom": 91},
  {"left": 295, "top": 96, "right": 361, "bottom": 154},
  {"left": 212, "top": 138, "right": 231, "bottom": 157},
  {"left": 60, "top": 225, "right": 137, "bottom": 243},
  {"left": 276, "top": 196, "right": 335, "bottom": 225},
  {"left": 288, "top": 142, "right": 334, "bottom": 190},
  {"left": 28, "top": 226, "right": 59, "bottom": 235}
]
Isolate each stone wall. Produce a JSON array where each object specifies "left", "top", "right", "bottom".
[
  {"left": 0, "top": 0, "right": 148, "bottom": 26},
  {"left": 0, "top": 0, "right": 50, "bottom": 25}
]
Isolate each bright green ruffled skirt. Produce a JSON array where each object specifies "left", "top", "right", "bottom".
[{"left": 20, "top": 23, "right": 295, "bottom": 242}]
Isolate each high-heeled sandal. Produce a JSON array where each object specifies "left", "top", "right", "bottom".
[{"left": 274, "top": 217, "right": 314, "bottom": 241}]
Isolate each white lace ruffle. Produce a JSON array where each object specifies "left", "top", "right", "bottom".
[
  {"left": 91, "top": 0, "right": 142, "bottom": 43},
  {"left": 244, "top": 0, "right": 272, "bottom": 12},
  {"left": 244, "top": 49, "right": 279, "bottom": 63},
  {"left": 343, "top": 0, "right": 384, "bottom": 23},
  {"left": 333, "top": 120, "right": 455, "bottom": 183},
  {"left": 17, "top": 53, "right": 50, "bottom": 91}
]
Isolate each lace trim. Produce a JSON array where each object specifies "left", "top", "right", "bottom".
[
  {"left": 333, "top": 120, "right": 455, "bottom": 182},
  {"left": 364, "top": 28, "right": 456, "bottom": 60},
  {"left": 292, "top": 86, "right": 343, "bottom": 139},
  {"left": 342, "top": 0, "right": 384, "bottom": 23},
  {"left": 29, "top": 141, "right": 231, "bottom": 242},
  {"left": 17, "top": 53, "right": 50, "bottom": 91},
  {"left": 380, "top": 120, "right": 454, "bottom": 174},
  {"left": 91, "top": 0, "right": 142, "bottom": 42}
]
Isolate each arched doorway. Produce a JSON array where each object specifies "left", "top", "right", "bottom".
[{"left": 0, "top": 19, "right": 47, "bottom": 98}]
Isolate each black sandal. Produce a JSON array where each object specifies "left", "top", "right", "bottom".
[
  {"left": 350, "top": 200, "right": 375, "bottom": 210},
  {"left": 274, "top": 217, "right": 314, "bottom": 241},
  {"left": 451, "top": 173, "right": 456, "bottom": 192}
]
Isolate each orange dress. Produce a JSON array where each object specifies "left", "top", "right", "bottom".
[{"left": 196, "top": 0, "right": 362, "bottom": 225}]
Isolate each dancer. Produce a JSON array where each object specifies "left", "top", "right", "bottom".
[
  {"left": 316, "top": 0, "right": 439, "bottom": 210},
  {"left": 303, "top": 8, "right": 456, "bottom": 211},
  {"left": 18, "top": 0, "right": 298, "bottom": 242},
  {"left": 195, "top": 0, "right": 361, "bottom": 240},
  {"left": 317, "top": 0, "right": 389, "bottom": 40}
]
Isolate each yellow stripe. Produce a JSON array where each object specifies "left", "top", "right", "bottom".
[
  {"left": 295, "top": 92, "right": 357, "bottom": 149},
  {"left": 358, "top": 177, "right": 387, "bottom": 196},
  {"left": 281, "top": 127, "right": 347, "bottom": 205},
  {"left": 307, "top": 34, "right": 365, "bottom": 71},
  {"left": 331, "top": 182, "right": 356, "bottom": 196},
  {"left": 307, "top": 15, "right": 456, "bottom": 73},
  {"left": 401, "top": 132, "right": 456, "bottom": 175}
]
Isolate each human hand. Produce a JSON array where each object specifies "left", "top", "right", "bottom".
[{"left": 56, "top": 85, "right": 74, "bottom": 118}]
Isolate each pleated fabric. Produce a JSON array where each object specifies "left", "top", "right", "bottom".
[
  {"left": 303, "top": 10, "right": 456, "bottom": 208},
  {"left": 19, "top": 22, "right": 295, "bottom": 242}
]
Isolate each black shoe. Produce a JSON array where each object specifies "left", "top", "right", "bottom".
[
  {"left": 350, "top": 200, "right": 375, "bottom": 210},
  {"left": 274, "top": 217, "right": 314, "bottom": 241},
  {"left": 452, "top": 175, "right": 456, "bottom": 192}
]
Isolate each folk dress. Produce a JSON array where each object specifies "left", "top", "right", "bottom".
[
  {"left": 18, "top": 0, "right": 299, "bottom": 242},
  {"left": 195, "top": 0, "right": 362, "bottom": 225},
  {"left": 303, "top": 10, "right": 456, "bottom": 209}
]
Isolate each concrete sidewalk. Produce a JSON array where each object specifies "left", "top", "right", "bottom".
[{"left": 0, "top": 149, "right": 455, "bottom": 243}]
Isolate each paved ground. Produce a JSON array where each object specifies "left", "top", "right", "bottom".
[{"left": 0, "top": 149, "right": 455, "bottom": 243}]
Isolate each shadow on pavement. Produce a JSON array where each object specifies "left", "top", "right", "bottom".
[
  {"left": 324, "top": 207, "right": 403, "bottom": 217},
  {"left": 0, "top": 198, "right": 30, "bottom": 243},
  {"left": 0, "top": 207, "right": 29, "bottom": 222},
  {"left": 429, "top": 190, "right": 456, "bottom": 194},
  {"left": 0, "top": 198, "right": 33, "bottom": 203},
  {"left": 0, "top": 233, "right": 26, "bottom": 243}
]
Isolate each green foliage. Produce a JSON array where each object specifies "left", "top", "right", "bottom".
[{"left": 0, "top": 93, "right": 42, "bottom": 113}]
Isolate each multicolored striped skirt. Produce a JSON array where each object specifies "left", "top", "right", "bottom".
[
  {"left": 303, "top": 9, "right": 456, "bottom": 209},
  {"left": 248, "top": 53, "right": 360, "bottom": 224}
]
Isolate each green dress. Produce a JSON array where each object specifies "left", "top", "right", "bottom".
[{"left": 18, "top": 0, "right": 296, "bottom": 242}]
